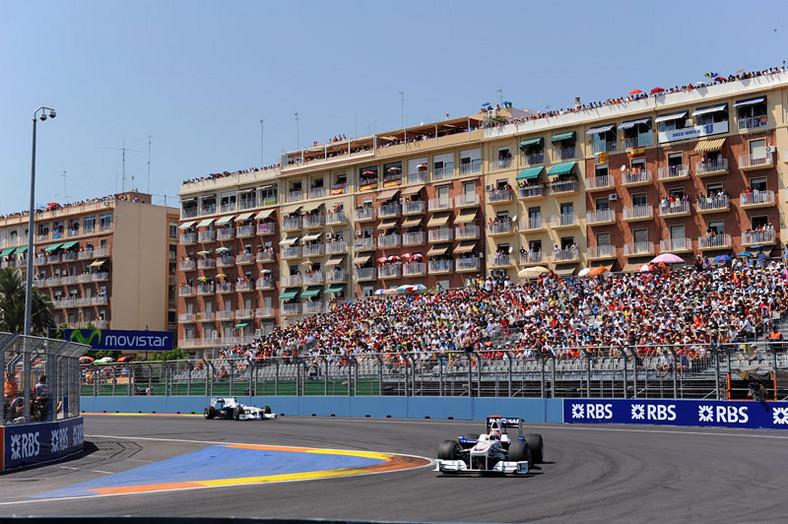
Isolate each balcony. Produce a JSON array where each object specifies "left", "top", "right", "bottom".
[
  {"left": 433, "top": 166, "right": 453, "bottom": 180},
  {"left": 179, "top": 313, "right": 195, "bottom": 323},
  {"left": 378, "top": 203, "right": 401, "bottom": 218},
  {"left": 556, "top": 147, "right": 575, "bottom": 160},
  {"left": 621, "top": 169, "right": 652, "bottom": 187},
  {"left": 303, "top": 301, "right": 324, "bottom": 315},
  {"left": 216, "top": 256, "right": 234, "bottom": 267},
  {"left": 236, "top": 253, "right": 255, "bottom": 265},
  {"left": 353, "top": 207, "right": 376, "bottom": 222},
  {"left": 459, "top": 162, "right": 481, "bottom": 176},
  {"left": 407, "top": 171, "right": 428, "bottom": 184},
  {"left": 488, "top": 221, "right": 514, "bottom": 236},
  {"left": 624, "top": 135, "right": 653, "bottom": 149},
  {"left": 257, "top": 222, "right": 276, "bottom": 235},
  {"left": 180, "top": 233, "right": 197, "bottom": 244},
  {"left": 303, "top": 214, "right": 326, "bottom": 229},
  {"left": 92, "top": 272, "right": 109, "bottom": 282},
  {"left": 428, "top": 228, "right": 453, "bottom": 243},
  {"left": 256, "top": 251, "right": 275, "bottom": 263},
  {"left": 282, "top": 246, "right": 302, "bottom": 259},
  {"left": 197, "top": 258, "right": 216, "bottom": 269},
  {"left": 303, "top": 272, "right": 324, "bottom": 285},
  {"left": 695, "top": 158, "right": 729, "bottom": 177},
  {"left": 552, "top": 248, "right": 579, "bottom": 263},
  {"left": 354, "top": 237, "right": 375, "bottom": 251},
  {"left": 215, "top": 310, "right": 234, "bottom": 321},
  {"left": 696, "top": 195, "right": 730, "bottom": 214},
  {"left": 379, "top": 265, "right": 402, "bottom": 279},
  {"left": 525, "top": 151, "right": 544, "bottom": 165},
  {"left": 519, "top": 217, "right": 547, "bottom": 233},
  {"left": 455, "top": 224, "right": 480, "bottom": 240},
  {"left": 740, "top": 190, "right": 775, "bottom": 209},
  {"left": 378, "top": 234, "right": 401, "bottom": 248},
  {"left": 326, "top": 211, "right": 348, "bottom": 225},
  {"left": 593, "top": 141, "right": 617, "bottom": 154},
  {"left": 326, "top": 241, "right": 348, "bottom": 254},
  {"left": 497, "top": 157, "right": 513, "bottom": 170},
  {"left": 550, "top": 213, "right": 580, "bottom": 229},
  {"left": 402, "top": 231, "right": 426, "bottom": 245},
  {"left": 179, "top": 260, "right": 196, "bottom": 271},
  {"left": 77, "top": 247, "right": 107, "bottom": 260},
  {"left": 429, "top": 259, "right": 454, "bottom": 273},
  {"left": 354, "top": 267, "right": 377, "bottom": 281},
  {"left": 196, "top": 312, "right": 213, "bottom": 322},
  {"left": 287, "top": 190, "right": 304, "bottom": 203},
  {"left": 235, "top": 309, "right": 254, "bottom": 320},
  {"left": 303, "top": 244, "right": 325, "bottom": 257},
  {"left": 587, "top": 245, "right": 617, "bottom": 260},
  {"left": 549, "top": 180, "right": 578, "bottom": 195},
  {"left": 179, "top": 286, "right": 195, "bottom": 296},
  {"left": 585, "top": 175, "right": 614, "bottom": 192},
  {"left": 586, "top": 209, "right": 616, "bottom": 226},
  {"left": 517, "top": 185, "right": 546, "bottom": 200},
  {"left": 455, "top": 193, "right": 480, "bottom": 208},
  {"left": 622, "top": 205, "right": 654, "bottom": 222},
  {"left": 236, "top": 281, "right": 255, "bottom": 292},
  {"left": 698, "top": 234, "right": 732, "bottom": 251},
  {"left": 624, "top": 242, "right": 655, "bottom": 257},
  {"left": 519, "top": 251, "right": 545, "bottom": 266},
  {"left": 255, "top": 307, "right": 274, "bottom": 318},
  {"left": 216, "top": 282, "right": 234, "bottom": 294},
  {"left": 61, "top": 276, "right": 77, "bottom": 285},
  {"left": 402, "top": 262, "right": 425, "bottom": 276},
  {"left": 182, "top": 207, "right": 199, "bottom": 219},
  {"left": 456, "top": 257, "right": 481, "bottom": 272},
  {"left": 488, "top": 255, "right": 512, "bottom": 269},
  {"left": 256, "top": 277, "right": 275, "bottom": 290},
  {"left": 308, "top": 187, "right": 325, "bottom": 200},
  {"left": 282, "top": 217, "right": 303, "bottom": 232},
  {"left": 738, "top": 115, "right": 769, "bottom": 131},
  {"left": 325, "top": 270, "right": 347, "bottom": 283},
  {"left": 216, "top": 228, "right": 234, "bottom": 241},
  {"left": 197, "top": 284, "right": 214, "bottom": 295},
  {"left": 282, "top": 274, "right": 302, "bottom": 287},
  {"left": 742, "top": 229, "right": 776, "bottom": 246},
  {"left": 236, "top": 225, "right": 255, "bottom": 238},
  {"left": 198, "top": 230, "right": 215, "bottom": 242},
  {"left": 487, "top": 189, "right": 513, "bottom": 205},
  {"left": 403, "top": 200, "right": 426, "bottom": 215},
  {"left": 657, "top": 164, "right": 690, "bottom": 181},
  {"left": 659, "top": 201, "right": 691, "bottom": 218},
  {"left": 428, "top": 197, "right": 453, "bottom": 211},
  {"left": 659, "top": 238, "right": 693, "bottom": 253}
]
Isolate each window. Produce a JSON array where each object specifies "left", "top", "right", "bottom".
[
  {"left": 736, "top": 97, "right": 768, "bottom": 130},
  {"left": 633, "top": 229, "right": 648, "bottom": 244},
  {"left": 258, "top": 185, "right": 278, "bottom": 206},
  {"left": 595, "top": 197, "right": 609, "bottom": 211},
  {"left": 668, "top": 153, "right": 683, "bottom": 167},
  {"left": 589, "top": 125, "right": 617, "bottom": 153},
  {"left": 407, "top": 158, "right": 428, "bottom": 183},
  {"left": 239, "top": 190, "right": 257, "bottom": 210},
  {"left": 99, "top": 213, "right": 112, "bottom": 231},
  {"left": 631, "top": 159, "right": 646, "bottom": 171},
  {"left": 751, "top": 216, "right": 769, "bottom": 229},
  {"left": 169, "top": 222, "right": 178, "bottom": 239},
  {"left": 560, "top": 237, "right": 574, "bottom": 249},
  {"left": 437, "top": 185, "right": 450, "bottom": 199},
  {"left": 528, "top": 207, "right": 541, "bottom": 220},
  {"left": 200, "top": 194, "right": 216, "bottom": 215},
  {"left": 459, "top": 148, "right": 482, "bottom": 175},
  {"left": 632, "top": 193, "right": 647, "bottom": 207},
  {"left": 595, "top": 164, "right": 609, "bottom": 178},
  {"left": 695, "top": 105, "right": 729, "bottom": 126},
  {"left": 706, "top": 182, "right": 723, "bottom": 194},
  {"left": 658, "top": 114, "right": 688, "bottom": 132},
  {"left": 621, "top": 118, "right": 653, "bottom": 148},
  {"left": 750, "top": 177, "right": 767, "bottom": 191},
  {"left": 707, "top": 220, "right": 724, "bottom": 235},
  {"left": 359, "top": 166, "right": 378, "bottom": 189},
  {"left": 668, "top": 188, "right": 685, "bottom": 199},
  {"left": 383, "top": 162, "right": 402, "bottom": 186},
  {"left": 433, "top": 153, "right": 454, "bottom": 179},
  {"left": 182, "top": 199, "right": 198, "bottom": 217},
  {"left": 597, "top": 232, "right": 611, "bottom": 246},
  {"left": 560, "top": 202, "right": 573, "bottom": 215},
  {"left": 529, "top": 240, "right": 542, "bottom": 252},
  {"left": 463, "top": 181, "right": 476, "bottom": 195},
  {"left": 749, "top": 139, "right": 767, "bottom": 160},
  {"left": 497, "top": 147, "right": 512, "bottom": 169},
  {"left": 333, "top": 173, "right": 348, "bottom": 193},
  {"left": 670, "top": 224, "right": 685, "bottom": 239}
]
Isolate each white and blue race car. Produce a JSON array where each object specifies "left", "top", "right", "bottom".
[
  {"left": 203, "top": 397, "right": 277, "bottom": 421},
  {"left": 435, "top": 415, "right": 543, "bottom": 475}
]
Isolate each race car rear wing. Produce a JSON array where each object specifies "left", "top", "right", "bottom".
[{"left": 486, "top": 416, "right": 522, "bottom": 429}]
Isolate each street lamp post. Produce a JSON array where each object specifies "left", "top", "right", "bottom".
[
  {"left": 24, "top": 106, "right": 56, "bottom": 337},
  {"left": 259, "top": 119, "right": 264, "bottom": 167}
]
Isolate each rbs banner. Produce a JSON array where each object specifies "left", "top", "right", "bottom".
[
  {"left": 564, "top": 399, "right": 788, "bottom": 430},
  {"left": 3, "top": 417, "right": 85, "bottom": 471},
  {"left": 65, "top": 328, "right": 173, "bottom": 351}
]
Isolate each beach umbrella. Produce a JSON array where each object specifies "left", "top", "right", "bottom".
[
  {"left": 737, "top": 251, "right": 754, "bottom": 258},
  {"left": 417, "top": 163, "right": 427, "bottom": 169},
  {"left": 197, "top": 276, "right": 207, "bottom": 281},
  {"left": 704, "top": 72, "right": 718, "bottom": 78},
  {"left": 650, "top": 87, "right": 665, "bottom": 94},
  {"left": 197, "top": 250, "right": 210, "bottom": 256},
  {"left": 79, "top": 356, "right": 94, "bottom": 363},
  {"left": 387, "top": 254, "right": 400, "bottom": 261},
  {"left": 47, "top": 202, "right": 60, "bottom": 208},
  {"left": 735, "top": 68, "right": 746, "bottom": 73},
  {"left": 373, "top": 289, "right": 386, "bottom": 295},
  {"left": 577, "top": 268, "right": 592, "bottom": 277},
  {"left": 412, "top": 283, "right": 427, "bottom": 291},
  {"left": 216, "top": 247, "right": 231, "bottom": 253},
  {"left": 629, "top": 89, "right": 643, "bottom": 94},
  {"left": 713, "top": 255, "right": 732, "bottom": 264},
  {"left": 638, "top": 263, "right": 656, "bottom": 272},
  {"left": 117, "top": 356, "right": 133, "bottom": 363},
  {"left": 216, "top": 273, "right": 228, "bottom": 278},
  {"left": 589, "top": 266, "right": 608, "bottom": 276},
  {"left": 521, "top": 266, "right": 549, "bottom": 277},
  {"left": 650, "top": 253, "right": 684, "bottom": 264},
  {"left": 377, "top": 256, "right": 388, "bottom": 264},
  {"left": 412, "top": 253, "right": 423, "bottom": 260},
  {"left": 481, "top": 102, "right": 491, "bottom": 107},
  {"left": 396, "top": 284, "right": 414, "bottom": 292},
  {"left": 387, "top": 166, "right": 402, "bottom": 173},
  {"left": 97, "top": 356, "right": 113, "bottom": 363},
  {"left": 400, "top": 252, "right": 412, "bottom": 259},
  {"left": 384, "top": 288, "right": 401, "bottom": 295},
  {"left": 749, "top": 244, "right": 765, "bottom": 250},
  {"left": 362, "top": 170, "right": 376, "bottom": 176},
  {"left": 714, "top": 76, "right": 725, "bottom": 82}
]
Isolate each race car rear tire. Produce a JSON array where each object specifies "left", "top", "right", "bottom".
[
  {"left": 233, "top": 406, "right": 244, "bottom": 420},
  {"left": 525, "top": 434, "right": 544, "bottom": 464},
  {"left": 508, "top": 440, "right": 532, "bottom": 466},
  {"left": 204, "top": 406, "right": 216, "bottom": 419},
  {"left": 262, "top": 405, "right": 272, "bottom": 414},
  {"left": 437, "top": 440, "right": 461, "bottom": 460}
]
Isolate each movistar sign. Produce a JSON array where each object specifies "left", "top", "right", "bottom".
[{"left": 65, "top": 329, "right": 173, "bottom": 351}]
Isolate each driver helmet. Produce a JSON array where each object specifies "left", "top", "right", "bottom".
[{"left": 489, "top": 428, "right": 502, "bottom": 439}]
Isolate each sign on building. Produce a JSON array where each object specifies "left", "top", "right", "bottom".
[{"left": 64, "top": 329, "right": 174, "bottom": 351}]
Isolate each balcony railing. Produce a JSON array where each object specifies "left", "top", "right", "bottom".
[
  {"left": 257, "top": 222, "right": 276, "bottom": 235},
  {"left": 741, "top": 190, "right": 775, "bottom": 207},
  {"left": 742, "top": 229, "right": 776, "bottom": 245},
  {"left": 303, "top": 272, "right": 324, "bottom": 285},
  {"left": 455, "top": 225, "right": 480, "bottom": 239},
  {"left": 303, "top": 244, "right": 325, "bottom": 257},
  {"left": 519, "top": 251, "right": 544, "bottom": 265},
  {"left": 593, "top": 141, "right": 617, "bottom": 154},
  {"left": 552, "top": 248, "right": 579, "bottom": 262},
  {"left": 354, "top": 238, "right": 375, "bottom": 251},
  {"left": 353, "top": 207, "right": 376, "bottom": 221},
  {"left": 325, "top": 270, "right": 347, "bottom": 283},
  {"left": 303, "top": 301, "right": 324, "bottom": 315},
  {"left": 235, "top": 309, "right": 254, "bottom": 319},
  {"left": 489, "top": 222, "right": 514, "bottom": 235},
  {"left": 429, "top": 260, "right": 453, "bottom": 273},
  {"left": 549, "top": 180, "right": 578, "bottom": 194},
  {"left": 586, "top": 209, "right": 615, "bottom": 225},
  {"left": 378, "top": 234, "right": 401, "bottom": 248},
  {"left": 236, "top": 253, "right": 255, "bottom": 265},
  {"left": 456, "top": 258, "right": 481, "bottom": 271},
  {"left": 255, "top": 307, "right": 274, "bottom": 318},
  {"left": 92, "top": 272, "right": 109, "bottom": 282},
  {"left": 695, "top": 158, "right": 729, "bottom": 175},
  {"left": 308, "top": 187, "right": 325, "bottom": 200},
  {"left": 497, "top": 157, "right": 513, "bottom": 170},
  {"left": 520, "top": 217, "right": 546, "bottom": 231},
  {"left": 182, "top": 208, "right": 199, "bottom": 219},
  {"left": 696, "top": 196, "right": 730, "bottom": 213},
  {"left": 287, "top": 190, "right": 304, "bottom": 202},
  {"left": 282, "top": 217, "right": 303, "bottom": 231},
  {"left": 379, "top": 265, "right": 401, "bottom": 278},
  {"left": 738, "top": 153, "right": 774, "bottom": 169},
  {"left": 428, "top": 197, "right": 452, "bottom": 211},
  {"left": 216, "top": 228, "right": 234, "bottom": 240},
  {"left": 179, "top": 286, "right": 195, "bottom": 296},
  {"left": 256, "top": 277, "right": 275, "bottom": 290},
  {"left": 402, "top": 231, "right": 426, "bottom": 245},
  {"left": 215, "top": 310, "right": 234, "bottom": 321},
  {"left": 326, "top": 211, "right": 348, "bottom": 225},
  {"left": 197, "top": 258, "right": 216, "bottom": 269},
  {"left": 407, "top": 171, "right": 428, "bottom": 184},
  {"left": 455, "top": 193, "right": 480, "bottom": 207},
  {"left": 303, "top": 214, "right": 326, "bottom": 228},
  {"left": 77, "top": 247, "right": 108, "bottom": 260},
  {"left": 525, "top": 152, "right": 544, "bottom": 165},
  {"left": 236, "top": 281, "right": 254, "bottom": 292},
  {"left": 487, "top": 189, "right": 513, "bottom": 203},
  {"left": 517, "top": 185, "right": 545, "bottom": 199},
  {"left": 402, "top": 262, "right": 425, "bottom": 276},
  {"left": 585, "top": 175, "right": 613, "bottom": 190},
  {"left": 198, "top": 230, "right": 215, "bottom": 242},
  {"left": 355, "top": 267, "right": 376, "bottom": 281},
  {"left": 489, "top": 255, "right": 511, "bottom": 267},
  {"left": 557, "top": 147, "right": 575, "bottom": 160},
  {"left": 216, "top": 282, "right": 234, "bottom": 294},
  {"left": 624, "top": 135, "right": 653, "bottom": 149},
  {"left": 256, "top": 251, "right": 275, "bottom": 263},
  {"left": 179, "top": 313, "right": 195, "bottom": 323},
  {"left": 622, "top": 205, "right": 654, "bottom": 221},
  {"left": 657, "top": 164, "right": 690, "bottom": 180},
  {"left": 403, "top": 201, "right": 426, "bottom": 214},
  {"left": 282, "top": 246, "right": 302, "bottom": 258},
  {"left": 459, "top": 162, "right": 481, "bottom": 176},
  {"left": 550, "top": 213, "right": 579, "bottom": 228},
  {"left": 216, "top": 256, "right": 234, "bottom": 267},
  {"left": 698, "top": 234, "right": 732, "bottom": 249},
  {"left": 624, "top": 241, "right": 654, "bottom": 256},
  {"left": 282, "top": 274, "right": 302, "bottom": 287},
  {"left": 428, "top": 228, "right": 453, "bottom": 242},
  {"left": 236, "top": 225, "right": 255, "bottom": 238},
  {"left": 738, "top": 116, "right": 768, "bottom": 130},
  {"left": 622, "top": 169, "right": 652, "bottom": 186},
  {"left": 588, "top": 245, "right": 616, "bottom": 259},
  {"left": 659, "top": 238, "right": 693, "bottom": 252},
  {"left": 433, "top": 166, "right": 453, "bottom": 180},
  {"left": 378, "top": 203, "right": 401, "bottom": 218},
  {"left": 326, "top": 241, "right": 348, "bottom": 254},
  {"left": 197, "top": 284, "right": 214, "bottom": 295},
  {"left": 180, "top": 233, "right": 197, "bottom": 244},
  {"left": 659, "top": 201, "right": 691, "bottom": 216}
]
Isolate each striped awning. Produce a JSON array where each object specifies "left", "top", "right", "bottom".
[
  {"left": 553, "top": 266, "right": 577, "bottom": 276},
  {"left": 453, "top": 241, "right": 477, "bottom": 254},
  {"left": 551, "top": 131, "right": 576, "bottom": 143},
  {"left": 44, "top": 243, "right": 62, "bottom": 252},
  {"left": 353, "top": 253, "right": 372, "bottom": 264},
  {"left": 454, "top": 209, "right": 478, "bottom": 224},
  {"left": 215, "top": 215, "right": 234, "bottom": 225},
  {"left": 427, "top": 212, "right": 451, "bottom": 227},
  {"left": 694, "top": 138, "right": 726, "bottom": 152},
  {"left": 279, "top": 235, "right": 300, "bottom": 246},
  {"left": 376, "top": 188, "right": 400, "bottom": 201},
  {"left": 178, "top": 221, "right": 196, "bottom": 230},
  {"left": 734, "top": 96, "right": 766, "bottom": 107},
  {"left": 692, "top": 103, "right": 728, "bottom": 117},
  {"left": 325, "top": 255, "right": 345, "bottom": 266},
  {"left": 235, "top": 212, "right": 254, "bottom": 222},
  {"left": 378, "top": 218, "right": 399, "bottom": 230},
  {"left": 519, "top": 137, "right": 543, "bottom": 149},
  {"left": 302, "top": 231, "right": 323, "bottom": 242},
  {"left": 401, "top": 184, "right": 424, "bottom": 196},
  {"left": 254, "top": 208, "right": 275, "bottom": 220},
  {"left": 197, "top": 218, "right": 215, "bottom": 228},
  {"left": 401, "top": 215, "right": 423, "bottom": 227},
  {"left": 655, "top": 111, "right": 688, "bottom": 124},
  {"left": 619, "top": 117, "right": 651, "bottom": 130},
  {"left": 427, "top": 244, "right": 450, "bottom": 257},
  {"left": 586, "top": 123, "right": 616, "bottom": 135}
]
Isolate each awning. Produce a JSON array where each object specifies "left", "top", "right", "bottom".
[
  {"left": 326, "top": 283, "right": 345, "bottom": 294},
  {"left": 353, "top": 253, "right": 372, "bottom": 264},
  {"left": 586, "top": 123, "right": 615, "bottom": 135},
  {"left": 516, "top": 166, "right": 544, "bottom": 181},
  {"left": 302, "top": 232, "right": 323, "bottom": 242},
  {"left": 279, "top": 235, "right": 300, "bottom": 246},
  {"left": 547, "top": 162, "right": 577, "bottom": 177},
  {"left": 427, "top": 244, "right": 450, "bottom": 256},
  {"left": 254, "top": 208, "right": 275, "bottom": 220},
  {"left": 621, "top": 262, "right": 647, "bottom": 272},
  {"left": 734, "top": 96, "right": 766, "bottom": 107},
  {"left": 694, "top": 138, "right": 726, "bottom": 153},
  {"left": 0, "top": 248, "right": 15, "bottom": 257},
  {"left": 553, "top": 266, "right": 577, "bottom": 276},
  {"left": 619, "top": 117, "right": 651, "bottom": 130},
  {"left": 61, "top": 241, "right": 78, "bottom": 250},
  {"left": 401, "top": 184, "right": 424, "bottom": 197},
  {"left": 454, "top": 209, "right": 478, "bottom": 224},
  {"left": 301, "top": 286, "right": 322, "bottom": 298},
  {"left": 178, "top": 221, "right": 196, "bottom": 230},
  {"left": 378, "top": 218, "right": 399, "bottom": 230},
  {"left": 235, "top": 212, "right": 254, "bottom": 222},
  {"left": 376, "top": 188, "right": 400, "bottom": 201},
  {"left": 655, "top": 111, "right": 688, "bottom": 124},
  {"left": 89, "top": 259, "right": 107, "bottom": 268},
  {"left": 692, "top": 103, "right": 728, "bottom": 117},
  {"left": 234, "top": 322, "right": 249, "bottom": 329},
  {"left": 15, "top": 246, "right": 28, "bottom": 254},
  {"left": 44, "top": 243, "right": 62, "bottom": 252},
  {"left": 551, "top": 131, "right": 576, "bottom": 143},
  {"left": 453, "top": 241, "right": 477, "bottom": 254},
  {"left": 215, "top": 215, "right": 234, "bottom": 226},
  {"left": 519, "top": 137, "right": 544, "bottom": 149},
  {"left": 197, "top": 218, "right": 215, "bottom": 227},
  {"left": 427, "top": 212, "right": 451, "bottom": 227},
  {"left": 325, "top": 255, "right": 345, "bottom": 267},
  {"left": 401, "top": 215, "right": 423, "bottom": 227},
  {"left": 302, "top": 201, "right": 324, "bottom": 213},
  {"left": 279, "top": 288, "right": 299, "bottom": 301}
]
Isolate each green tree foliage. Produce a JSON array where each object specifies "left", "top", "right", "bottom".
[{"left": 0, "top": 267, "right": 55, "bottom": 335}]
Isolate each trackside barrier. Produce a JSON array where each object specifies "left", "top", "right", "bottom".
[{"left": 2, "top": 417, "right": 85, "bottom": 471}]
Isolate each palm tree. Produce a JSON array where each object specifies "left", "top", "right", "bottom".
[{"left": 0, "top": 267, "right": 55, "bottom": 335}]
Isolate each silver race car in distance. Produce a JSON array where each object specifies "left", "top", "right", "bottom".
[
  {"left": 203, "top": 397, "right": 277, "bottom": 421},
  {"left": 436, "top": 415, "right": 543, "bottom": 475}
]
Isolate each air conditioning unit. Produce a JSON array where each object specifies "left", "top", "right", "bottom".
[
  {"left": 765, "top": 146, "right": 777, "bottom": 153},
  {"left": 485, "top": 184, "right": 495, "bottom": 192},
  {"left": 608, "top": 193, "right": 618, "bottom": 201},
  {"left": 684, "top": 118, "right": 694, "bottom": 127}
]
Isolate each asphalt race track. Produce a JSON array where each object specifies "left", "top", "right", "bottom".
[{"left": 1, "top": 414, "right": 787, "bottom": 523}]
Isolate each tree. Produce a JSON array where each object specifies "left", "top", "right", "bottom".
[{"left": 0, "top": 267, "right": 55, "bottom": 336}]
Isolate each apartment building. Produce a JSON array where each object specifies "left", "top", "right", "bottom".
[
  {"left": 177, "top": 69, "right": 788, "bottom": 349},
  {"left": 0, "top": 192, "right": 179, "bottom": 332}
]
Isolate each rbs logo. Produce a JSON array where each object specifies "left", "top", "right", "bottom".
[
  {"left": 571, "top": 403, "right": 613, "bottom": 420},
  {"left": 698, "top": 405, "right": 749, "bottom": 424},
  {"left": 10, "top": 432, "right": 40, "bottom": 461},
  {"left": 631, "top": 404, "right": 677, "bottom": 421}
]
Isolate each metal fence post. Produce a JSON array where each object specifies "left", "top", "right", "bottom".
[
  {"left": 476, "top": 352, "right": 484, "bottom": 397},
  {"left": 375, "top": 354, "right": 383, "bottom": 396},
  {"left": 505, "top": 351, "right": 513, "bottom": 398}
]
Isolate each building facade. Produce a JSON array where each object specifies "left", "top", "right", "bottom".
[
  {"left": 0, "top": 192, "right": 179, "bottom": 333},
  {"left": 177, "top": 71, "right": 788, "bottom": 350}
]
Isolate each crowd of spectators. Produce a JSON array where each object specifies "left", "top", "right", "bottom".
[
  {"left": 182, "top": 164, "right": 281, "bottom": 186},
  {"left": 0, "top": 193, "right": 142, "bottom": 220}
]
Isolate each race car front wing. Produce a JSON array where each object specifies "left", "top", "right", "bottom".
[{"left": 435, "top": 459, "right": 529, "bottom": 475}]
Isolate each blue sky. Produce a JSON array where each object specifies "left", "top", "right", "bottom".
[{"left": 1, "top": 0, "right": 786, "bottom": 214}]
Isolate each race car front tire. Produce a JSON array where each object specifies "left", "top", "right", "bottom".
[
  {"left": 525, "top": 434, "right": 544, "bottom": 464},
  {"left": 204, "top": 406, "right": 216, "bottom": 419},
  {"left": 508, "top": 440, "right": 532, "bottom": 466},
  {"left": 233, "top": 406, "right": 244, "bottom": 420},
  {"left": 437, "top": 440, "right": 461, "bottom": 460},
  {"left": 262, "top": 405, "right": 272, "bottom": 415}
]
